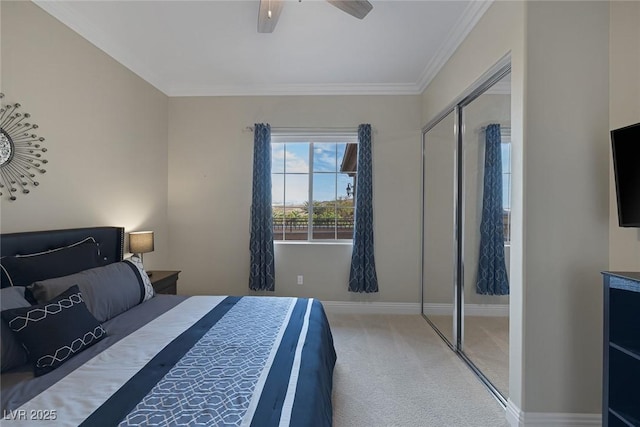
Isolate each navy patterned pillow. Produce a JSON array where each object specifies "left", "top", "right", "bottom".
[
  {"left": 0, "top": 287, "right": 31, "bottom": 372},
  {"left": 1, "top": 285, "right": 107, "bottom": 376}
]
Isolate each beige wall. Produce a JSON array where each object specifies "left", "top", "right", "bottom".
[
  {"left": 523, "top": 1, "right": 609, "bottom": 414},
  {"left": 168, "top": 95, "right": 422, "bottom": 302},
  {"left": 0, "top": 2, "right": 170, "bottom": 269},
  {"left": 609, "top": 1, "right": 640, "bottom": 271},
  {"left": 422, "top": 0, "right": 610, "bottom": 417}
]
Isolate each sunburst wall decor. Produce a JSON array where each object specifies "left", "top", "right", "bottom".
[{"left": 0, "top": 93, "right": 48, "bottom": 201}]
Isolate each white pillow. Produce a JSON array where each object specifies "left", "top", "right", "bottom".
[{"left": 125, "top": 255, "right": 155, "bottom": 301}]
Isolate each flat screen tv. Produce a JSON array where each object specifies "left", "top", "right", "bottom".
[{"left": 611, "top": 122, "right": 640, "bottom": 227}]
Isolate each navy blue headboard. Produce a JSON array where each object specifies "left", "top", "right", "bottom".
[{"left": 0, "top": 226, "right": 124, "bottom": 265}]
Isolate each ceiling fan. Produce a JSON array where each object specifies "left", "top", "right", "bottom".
[{"left": 258, "top": 0, "right": 373, "bottom": 33}]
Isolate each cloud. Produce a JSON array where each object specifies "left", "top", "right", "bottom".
[
  {"left": 272, "top": 174, "right": 308, "bottom": 206},
  {"left": 272, "top": 143, "right": 309, "bottom": 173},
  {"left": 272, "top": 143, "right": 309, "bottom": 205},
  {"left": 271, "top": 142, "right": 350, "bottom": 205}
]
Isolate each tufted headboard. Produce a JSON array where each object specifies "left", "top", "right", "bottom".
[{"left": 0, "top": 226, "right": 124, "bottom": 265}]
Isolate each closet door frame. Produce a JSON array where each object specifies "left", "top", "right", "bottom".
[{"left": 420, "top": 55, "right": 511, "bottom": 405}]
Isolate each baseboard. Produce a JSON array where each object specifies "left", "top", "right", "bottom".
[
  {"left": 506, "top": 399, "right": 601, "bottom": 427},
  {"left": 321, "top": 301, "right": 420, "bottom": 315},
  {"left": 320, "top": 301, "right": 509, "bottom": 316},
  {"left": 423, "top": 303, "right": 509, "bottom": 317},
  {"left": 506, "top": 399, "right": 523, "bottom": 425}
]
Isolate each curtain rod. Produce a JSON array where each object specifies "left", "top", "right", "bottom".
[
  {"left": 480, "top": 125, "right": 511, "bottom": 131},
  {"left": 243, "top": 126, "right": 375, "bottom": 134}
]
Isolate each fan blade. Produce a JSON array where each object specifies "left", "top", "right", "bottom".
[
  {"left": 327, "top": 0, "right": 373, "bottom": 20},
  {"left": 258, "top": 0, "right": 284, "bottom": 33}
]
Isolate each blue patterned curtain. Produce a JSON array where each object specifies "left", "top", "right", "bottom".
[
  {"left": 476, "top": 124, "right": 509, "bottom": 295},
  {"left": 349, "top": 124, "right": 379, "bottom": 293},
  {"left": 249, "top": 123, "right": 275, "bottom": 291}
]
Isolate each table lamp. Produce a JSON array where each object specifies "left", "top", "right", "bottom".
[{"left": 129, "top": 231, "right": 154, "bottom": 276}]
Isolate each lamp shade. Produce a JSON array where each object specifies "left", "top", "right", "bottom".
[{"left": 129, "top": 231, "right": 154, "bottom": 254}]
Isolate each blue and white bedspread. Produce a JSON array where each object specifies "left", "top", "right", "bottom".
[{"left": 5, "top": 296, "right": 337, "bottom": 427}]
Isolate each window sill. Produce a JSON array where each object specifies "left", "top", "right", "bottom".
[{"left": 274, "top": 240, "right": 353, "bottom": 246}]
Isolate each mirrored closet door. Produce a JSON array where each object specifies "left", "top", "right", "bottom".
[
  {"left": 461, "top": 73, "right": 511, "bottom": 398},
  {"left": 421, "top": 110, "right": 458, "bottom": 347},
  {"left": 421, "top": 64, "right": 511, "bottom": 403}
]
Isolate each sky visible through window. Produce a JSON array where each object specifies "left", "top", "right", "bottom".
[
  {"left": 501, "top": 140, "right": 512, "bottom": 243},
  {"left": 272, "top": 142, "right": 352, "bottom": 205},
  {"left": 501, "top": 142, "right": 511, "bottom": 210}
]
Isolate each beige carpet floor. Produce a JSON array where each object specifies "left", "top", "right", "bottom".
[
  {"left": 428, "top": 315, "right": 509, "bottom": 396},
  {"left": 327, "top": 313, "right": 508, "bottom": 427},
  {"left": 463, "top": 316, "right": 509, "bottom": 396}
]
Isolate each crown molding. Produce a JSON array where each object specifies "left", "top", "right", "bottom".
[
  {"left": 34, "top": 0, "right": 492, "bottom": 97},
  {"left": 416, "top": 0, "right": 494, "bottom": 94},
  {"left": 165, "top": 82, "right": 422, "bottom": 97}
]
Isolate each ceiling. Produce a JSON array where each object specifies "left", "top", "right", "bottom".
[{"left": 34, "top": 1, "right": 492, "bottom": 97}]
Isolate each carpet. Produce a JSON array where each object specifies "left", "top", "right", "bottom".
[{"left": 327, "top": 313, "right": 509, "bottom": 427}]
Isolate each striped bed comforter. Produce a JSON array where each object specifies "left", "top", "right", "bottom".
[{"left": 5, "top": 296, "right": 336, "bottom": 427}]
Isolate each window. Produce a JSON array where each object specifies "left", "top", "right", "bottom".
[
  {"left": 501, "top": 130, "right": 511, "bottom": 244},
  {"left": 271, "top": 134, "right": 357, "bottom": 241}
]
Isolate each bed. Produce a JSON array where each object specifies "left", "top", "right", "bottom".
[{"left": 0, "top": 226, "right": 336, "bottom": 426}]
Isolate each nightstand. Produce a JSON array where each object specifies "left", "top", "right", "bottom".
[{"left": 148, "top": 270, "right": 180, "bottom": 295}]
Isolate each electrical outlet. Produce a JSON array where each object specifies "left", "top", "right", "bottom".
[{"left": 297, "top": 275, "right": 304, "bottom": 285}]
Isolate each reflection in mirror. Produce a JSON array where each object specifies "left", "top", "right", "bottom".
[
  {"left": 461, "top": 72, "right": 511, "bottom": 397},
  {"left": 422, "top": 110, "right": 457, "bottom": 346}
]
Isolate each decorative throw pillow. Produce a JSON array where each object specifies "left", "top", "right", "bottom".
[
  {"left": 1, "top": 287, "right": 31, "bottom": 372},
  {"left": 125, "top": 256, "right": 155, "bottom": 302},
  {"left": 28, "top": 261, "right": 154, "bottom": 323},
  {"left": 0, "top": 238, "right": 101, "bottom": 288},
  {"left": 1, "top": 285, "right": 107, "bottom": 376}
]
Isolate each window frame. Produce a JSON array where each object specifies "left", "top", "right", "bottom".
[
  {"left": 271, "top": 132, "right": 358, "bottom": 243},
  {"left": 501, "top": 128, "right": 512, "bottom": 246}
]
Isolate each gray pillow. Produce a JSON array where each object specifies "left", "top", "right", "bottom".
[
  {"left": 1, "top": 286, "right": 31, "bottom": 372},
  {"left": 28, "top": 261, "right": 150, "bottom": 323}
]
